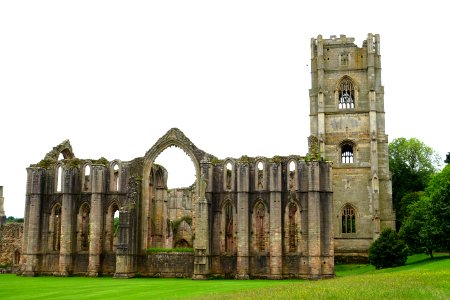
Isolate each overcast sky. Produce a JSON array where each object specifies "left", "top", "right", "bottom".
[{"left": 1, "top": 1, "right": 449, "bottom": 217}]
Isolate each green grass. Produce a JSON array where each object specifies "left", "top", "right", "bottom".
[{"left": 0, "top": 254, "right": 448, "bottom": 300}]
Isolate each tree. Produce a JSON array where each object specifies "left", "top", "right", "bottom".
[
  {"left": 389, "top": 137, "right": 441, "bottom": 229},
  {"left": 425, "top": 164, "right": 450, "bottom": 253},
  {"left": 399, "top": 196, "right": 438, "bottom": 258},
  {"left": 445, "top": 152, "right": 450, "bottom": 164},
  {"left": 368, "top": 228, "right": 408, "bottom": 269}
]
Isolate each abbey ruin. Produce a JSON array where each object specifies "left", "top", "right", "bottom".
[{"left": 17, "top": 33, "right": 395, "bottom": 279}]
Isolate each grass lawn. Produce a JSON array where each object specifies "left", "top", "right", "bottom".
[{"left": 0, "top": 253, "right": 448, "bottom": 300}]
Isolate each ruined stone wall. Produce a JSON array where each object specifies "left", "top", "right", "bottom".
[{"left": 0, "top": 222, "right": 23, "bottom": 272}]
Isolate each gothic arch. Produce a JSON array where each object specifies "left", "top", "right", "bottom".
[
  {"left": 220, "top": 199, "right": 236, "bottom": 254},
  {"left": 339, "top": 203, "right": 359, "bottom": 235},
  {"left": 255, "top": 158, "right": 266, "bottom": 190},
  {"left": 141, "top": 128, "right": 210, "bottom": 250},
  {"left": 104, "top": 202, "right": 120, "bottom": 252},
  {"left": 77, "top": 203, "right": 90, "bottom": 252},
  {"left": 335, "top": 76, "right": 359, "bottom": 109},
  {"left": 338, "top": 140, "right": 357, "bottom": 164},
  {"left": 284, "top": 201, "right": 301, "bottom": 253},
  {"left": 44, "top": 140, "right": 75, "bottom": 160},
  {"left": 223, "top": 158, "right": 236, "bottom": 191},
  {"left": 251, "top": 200, "right": 269, "bottom": 254}
]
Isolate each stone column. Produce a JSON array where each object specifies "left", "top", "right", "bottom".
[
  {"left": 319, "top": 163, "right": 334, "bottom": 278},
  {"left": 88, "top": 165, "right": 105, "bottom": 276},
  {"left": 307, "top": 162, "right": 321, "bottom": 280},
  {"left": 0, "top": 186, "right": 5, "bottom": 226},
  {"left": 58, "top": 168, "right": 76, "bottom": 276},
  {"left": 269, "top": 163, "right": 282, "bottom": 279},
  {"left": 114, "top": 176, "right": 139, "bottom": 279},
  {"left": 192, "top": 160, "right": 212, "bottom": 279},
  {"left": 22, "top": 168, "right": 44, "bottom": 276},
  {"left": 236, "top": 162, "right": 249, "bottom": 279}
]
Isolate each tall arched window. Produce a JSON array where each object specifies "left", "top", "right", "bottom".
[
  {"left": 255, "top": 202, "right": 266, "bottom": 253},
  {"left": 341, "top": 144, "right": 354, "bottom": 164},
  {"left": 51, "top": 204, "right": 62, "bottom": 251},
  {"left": 288, "top": 160, "right": 296, "bottom": 191},
  {"left": 225, "top": 162, "right": 233, "bottom": 190},
  {"left": 77, "top": 204, "right": 90, "bottom": 251},
  {"left": 56, "top": 166, "right": 63, "bottom": 192},
  {"left": 341, "top": 205, "right": 356, "bottom": 234},
  {"left": 224, "top": 202, "right": 234, "bottom": 253},
  {"left": 338, "top": 77, "right": 355, "bottom": 109},
  {"left": 112, "top": 163, "right": 120, "bottom": 191},
  {"left": 105, "top": 203, "right": 119, "bottom": 252},
  {"left": 288, "top": 202, "right": 298, "bottom": 252},
  {"left": 83, "top": 165, "right": 91, "bottom": 192},
  {"left": 256, "top": 161, "right": 264, "bottom": 190}
]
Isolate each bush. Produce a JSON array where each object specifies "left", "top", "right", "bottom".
[{"left": 368, "top": 228, "right": 408, "bottom": 269}]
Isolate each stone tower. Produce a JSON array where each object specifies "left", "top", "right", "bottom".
[{"left": 309, "top": 34, "right": 395, "bottom": 261}]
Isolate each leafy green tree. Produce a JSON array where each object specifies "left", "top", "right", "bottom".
[
  {"left": 389, "top": 137, "right": 441, "bottom": 229},
  {"left": 425, "top": 164, "right": 450, "bottom": 253},
  {"left": 399, "top": 196, "right": 438, "bottom": 258},
  {"left": 368, "top": 228, "right": 408, "bottom": 269}
]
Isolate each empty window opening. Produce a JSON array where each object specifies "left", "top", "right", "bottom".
[
  {"left": 341, "top": 144, "right": 354, "bottom": 164},
  {"left": 105, "top": 205, "right": 120, "bottom": 252},
  {"left": 153, "top": 146, "right": 196, "bottom": 188},
  {"left": 84, "top": 165, "right": 91, "bottom": 191},
  {"left": 257, "top": 161, "right": 264, "bottom": 189},
  {"left": 113, "top": 164, "right": 120, "bottom": 191},
  {"left": 57, "top": 166, "right": 62, "bottom": 192},
  {"left": 225, "top": 162, "right": 233, "bottom": 189},
  {"left": 339, "top": 77, "right": 355, "bottom": 109},
  {"left": 58, "top": 153, "right": 64, "bottom": 161},
  {"left": 288, "top": 161, "right": 296, "bottom": 190},
  {"left": 342, "top": 205, "right": 356, "bottom": 234}
]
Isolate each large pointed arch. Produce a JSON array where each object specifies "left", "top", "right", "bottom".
[
  {"left": 141, "top": 128, "right": 212, "bottom": 250},
  {"left": 44, "top": 140, "right": 75, "bottom": 160}
]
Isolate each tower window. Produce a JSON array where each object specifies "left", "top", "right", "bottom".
[
  {"left": 339, "top": 77, "right": 355, "bottom": 109},
  {"left": 341, "top": 144, "right": 354, "bottom": 164},
  {"left": 341, "top": 205, "right": 356, "bottom": 234}
]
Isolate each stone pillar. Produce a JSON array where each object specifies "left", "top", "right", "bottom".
[
  {"left": 319, "top": 163, "right": 334, "bottom": 278},
  {"left": 88, "top": 165, "right": 105, "bottom": 276},
  {"left": 58, "top": 168, "right": 76, "bottom": 276},
  {"left": 0, "top": 186, "right": 5, "bottom": 226},
  {"left": 235, "top": 162, "right": 249, "bottom": 279},
  {"left": 307, "top": 162, "right": 321, "bottom": 280},
  {"left": 269, "top": 163, "right": 282, "bottom": 279},
  {"left": 115, "top": 176, "right": 139, "bottom": 279},
  {"left": 22, "top": 168, "right": 44, "bottom": 276},
  {"left": 192, "top": 160, "right": 212, "bottom": 279},
  {"left": 209, "top": 162, "right": 221, "bottom": 274}
]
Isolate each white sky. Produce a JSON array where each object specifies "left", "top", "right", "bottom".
[{"left": 1, "top": 1, "right": 449, "bottom": 217}]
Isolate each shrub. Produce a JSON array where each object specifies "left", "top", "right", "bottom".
[{"left": 368, "top": 228, "right": 408, "bottom": 269}]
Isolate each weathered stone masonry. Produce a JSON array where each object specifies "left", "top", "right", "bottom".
[
  {"left": 19, "top": 128, "right": 334, "bottom": 279},
  {"left": 17, "top": 33, "right": 396, "bottom": 278}
]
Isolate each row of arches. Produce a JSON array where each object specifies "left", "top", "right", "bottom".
[
  {"left": 223, "top": 159, "right": 300, "bottom": 191},
  {"left": 219, "top": 200, "right": 301, "bottom": 254},
  {"left": 55, "top": 162, "right": 122, "bottom": 193},
  {"left": 48, "top": 202, "right": 120, "bottom": 253}
]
